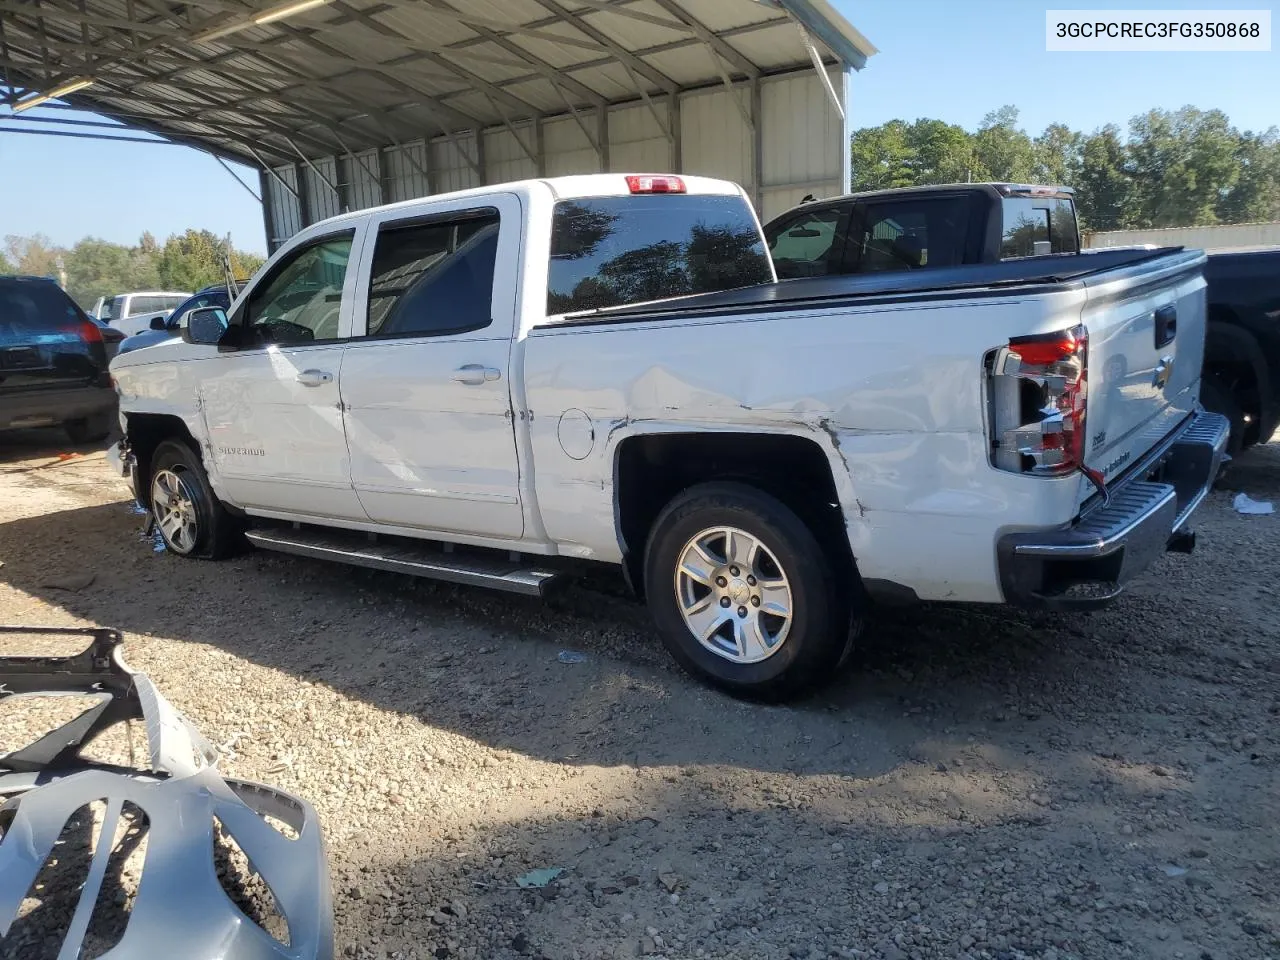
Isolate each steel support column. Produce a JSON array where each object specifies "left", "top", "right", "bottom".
[
  {"left": 258, "top": 168, "right": 276, "bottom": 253},
  {"left": 750, "top": 77, "right": 763, "bottom": 212},
  {"left": 840, "top": 65, "right": 853, "bottom": 194},
  {"left": 294, "top": 162, "right": 312, "bottom": 228}
]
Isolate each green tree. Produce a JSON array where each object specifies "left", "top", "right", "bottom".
[
  {"left": 1033, "top": 123, "right": 1083, "bottom": 188},
  {"left": 230, "top": 248, "right": 266, "bottom": 280},
  {"left": 0, "top": 249, "right": 13, "bottom": 274},
  {"left": 972, "top": 106, "right": 1036, "bottom": 183},
  {"left": 1127, "top": 107, "right": 1239, "bottom": 227},
  {"left": 850, "top": 119, "right": 915, "bottom": 191},
  {"left": 4, "top": 234, "right": 62, "bottom": 278},
  {"left": 1074, "top": 125, "right": 1131, "bottom": 232},
  {"left": 64, "top": 238, "right": 136, "bottom": 308},
  {"left": 157, "top": 228, "right": 225, "bottom": 291},
  {"left": 904, "top": 118, "right": 977, "bottom": 184},
  {"left": 1216, "top": 129, "right": 1280, "bottom": 224}
]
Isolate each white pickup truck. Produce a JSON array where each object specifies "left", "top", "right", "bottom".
[{"left": 109, "top": 173, "right": 1229, "bottom": 700}]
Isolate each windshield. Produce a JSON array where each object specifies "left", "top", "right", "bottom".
[{"left": 547, "top": 195, "right": 772, "bottom": 314}]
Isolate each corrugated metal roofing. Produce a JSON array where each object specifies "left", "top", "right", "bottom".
[{"left": 0, "top": 0, "right": 875, "bottom": 167}]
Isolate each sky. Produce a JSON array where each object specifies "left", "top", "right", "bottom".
[{"left": 1, "top": 0, "right": 1276, "bottom": 256}]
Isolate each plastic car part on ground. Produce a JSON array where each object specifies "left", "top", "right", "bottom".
[{"left": 0, "top": 626, "right": 334, "bottom": 960}]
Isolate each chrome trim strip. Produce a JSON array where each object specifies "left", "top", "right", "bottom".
[{"left": 245, "top": 529, "right": 560, "bottom": 597}]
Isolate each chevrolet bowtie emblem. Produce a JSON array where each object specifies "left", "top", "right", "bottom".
[{"left": 1153, "top": 354, "right": 1175, "bottom": 389}]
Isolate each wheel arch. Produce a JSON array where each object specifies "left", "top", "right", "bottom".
[
  {"left": 1204, "top": 312, "right": 1273, "bottom": 444},
  {"left": 611, "top": 427, "right": 858, "bottom": 600},
  {"left": 123, "top": 412, "right": 204, "bottom": 506}
]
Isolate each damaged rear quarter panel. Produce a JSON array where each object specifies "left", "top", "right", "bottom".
[{"left": 522, "top": 290, "right": 1086, "bottom": 601}]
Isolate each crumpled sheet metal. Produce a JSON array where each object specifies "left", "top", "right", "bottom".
[{"left": 0, "top": 626, "right": 334, "bottom": 960}]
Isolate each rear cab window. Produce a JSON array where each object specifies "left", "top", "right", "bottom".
[
  {"left": 841, "top": 197, "right": 970, "bottom": 274},
  {"left": 547, "top": 194, "right": 772, "bottom": 314},
  {"left": 999, "top": 196, "right": 1079, "bottom": 258}
]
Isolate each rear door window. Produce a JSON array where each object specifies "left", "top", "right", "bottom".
[
  {"left": 767, "top": 207, "right": 844, "bottom": 280},
  {"left": 547, "top": 195, "right": 772, "bottom": 314},
  {"left": 841, "top": 197, "right": 969, "bottom": 274},
  {"left": 130, "top": 296, "right": 169, "bottom": 315},
  {"left": 1000, "top": 197, "right": 1079, "bottom": 258},
  {"left": 364, "top": 211, "right": 499, "bottom": 338}
]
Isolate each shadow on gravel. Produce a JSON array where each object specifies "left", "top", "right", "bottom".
[
  {"left": 326, "top": 793, "right": 1257, "bottom": 960},
  {"left": 1, "top": 495, "right": 1126, "bottom": 782}
]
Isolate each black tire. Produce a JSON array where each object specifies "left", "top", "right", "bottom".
[
  {"left": 643, "top": 481, "right": 857, "bottom": 702},
  {"left": 149, "top": 438, "right": 243, "bottom": 560},
  {"left": 1200, "top": 376, "right": 1246, "bottom": 456},
  {"left": 64, "top": 411, "right": 114, "bottom": 445}
]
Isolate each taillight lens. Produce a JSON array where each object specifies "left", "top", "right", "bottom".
[
  {"left": 72, "top": 318, "right": 104, "bottom": 344},
  {"left": 988, "top": 324, "right": 1088, "bottom": 476}
]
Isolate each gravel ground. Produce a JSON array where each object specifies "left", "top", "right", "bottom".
[{"left": 1, "top": 428, "right": 1278, "bottom": 960}]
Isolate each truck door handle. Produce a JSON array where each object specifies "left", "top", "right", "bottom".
[
  {"left": 451, "top": 364, "right": 501, "bottom": 385},
  {"left": 295, "top": 369, "right": 333, "bottom": 387},
  {"left": 1154, "top": 305, "right": 1177, "bottom": 348}
]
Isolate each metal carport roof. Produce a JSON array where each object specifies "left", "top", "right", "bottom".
[{"left": 0, "top": 0, "right": 874, "bottom": 168}]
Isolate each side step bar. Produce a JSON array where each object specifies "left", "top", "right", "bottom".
[{"left": 244, "top": 527, "right": 563, "bottom": 597}]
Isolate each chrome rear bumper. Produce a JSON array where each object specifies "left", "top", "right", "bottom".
[{"left": 998, "top": 410, "right": 1230, "bottom": 608}]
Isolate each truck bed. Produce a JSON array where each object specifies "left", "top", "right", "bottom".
[{"left": 552, "top": 246, "right": 1190, "bottom": 325}]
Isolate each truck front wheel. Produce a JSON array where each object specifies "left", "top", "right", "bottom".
[
  {"left": 643, "top": 482, "right": 855, "bottom": 701},
  {"left": 149, "top": 439, "right": 242, "bottom": 559}
]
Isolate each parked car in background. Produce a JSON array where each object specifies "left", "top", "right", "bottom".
[
  {"left": 110, "top": 173, "right": 1226, "bottom": 700},
  {"left": 1200, "top": 248, "right": 1280, "bottom": 454},
  {"left": 1, "top": 275, "right": 117, "bottom": 443},
  {"left": 117, "top": 285, "right": 234, "bottom": 355},
  {"left": 764, "top": 183, "right": 1080, "bottom": 280},
  {"left": 95, "top": 291, "right": 191, "bottom": 337}
]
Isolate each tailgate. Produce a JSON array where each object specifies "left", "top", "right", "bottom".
[{"left": 1079, "top": 250, "right": 1207, "bottom": 495}]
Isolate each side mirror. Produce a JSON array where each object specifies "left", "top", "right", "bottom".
[
  {"left": 182, "top": 307, "right": 229, "bottom": 346},
  {"left": 149, "top": 315, "right": 168, "bottom": 331}
]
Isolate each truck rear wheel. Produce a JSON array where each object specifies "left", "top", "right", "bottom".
[
  {"left": 1199, "top": 376, "right": 1247, "bottom": 456},
  {"left": 149, "top": 439, "right": 242, "bottom": 560},
  {"left": 643, "top": 481, "right": 854, "bottom": 701}
]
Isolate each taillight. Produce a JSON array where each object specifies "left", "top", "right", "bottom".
[
  {"left": 76, "top": 318, "right": 104, "bottom": 344},
  {"left": 988, "top": 324, "right": 1088, "bottom": 476},
  {"left": 625, "top": 174, "right": 685, "bottom": 194}
]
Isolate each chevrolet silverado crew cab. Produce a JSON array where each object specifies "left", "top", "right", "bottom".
[{"left": 108, "top": 174, "right": 1229, "bottom": 700}]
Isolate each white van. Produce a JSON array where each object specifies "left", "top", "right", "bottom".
[{"left": 93, "top": 291, "right": 191, "bottom": 336}]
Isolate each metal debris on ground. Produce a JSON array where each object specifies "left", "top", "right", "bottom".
[
  {"left": 1233, "top": 492, "right": 1275, "bottom": 514},
  {"left": 556, "top": 650, "right": 588, "bottom": 664},
  {"left": 0, "top": 626, "right": 333, "bottom": 960},
  {"left": 515, "top": 867, "right": 565, "bottom": 888}
]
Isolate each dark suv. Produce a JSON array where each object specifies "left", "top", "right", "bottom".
[{"left": 0, "top": 276, "right": 118, "bottom": 444}]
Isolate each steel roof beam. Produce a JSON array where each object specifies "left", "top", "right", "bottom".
[
  {"left": 9, "top": 2, "right": 442, "bottom": 152},
  {"left": 0, "top": 24, "right": 336, "bottom": 135},
  {"left": 304, "top": 2, "right": 549, "bottom": 121},
  {"left": 418, "top": 0, "right": 605, "bottom": 109},
  {"left": 645, "top": 0, "right": 758, "bottom": 78},
  {"left": 0, "top": 0, "right": 172, "bottom": 37},
  {"left": 531, "top": 0, "right": 677, "bottom": 95},
  {"left": 432, "top": 17, "right": 788, "bottom": 108}
]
